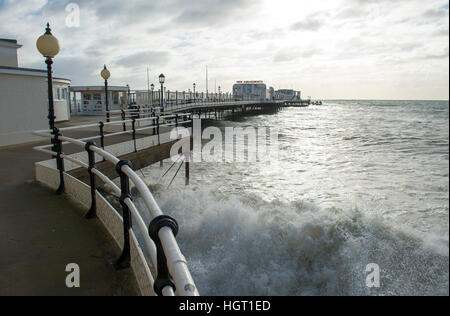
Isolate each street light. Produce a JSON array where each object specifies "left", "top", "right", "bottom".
[
  {"left": 126, "top": 84, "right": 130, "bottom": 105},
  {"left": 36, "top": 23, "right": 60, "bottom": 132},
  {"left": 101, "top": 65, "right": 111, "bottom": 122},
  {"left": 218, "top": 86, "right": 221, "bottom": 101},
  {"left": 159, "top": 73, "right": 165, "bottom": 112},
  {"left": 150, "top": 83, "right": 155, "bottom": 107},
  {"left": 193, "top": 83, "right": 196, "bottom": 103}
]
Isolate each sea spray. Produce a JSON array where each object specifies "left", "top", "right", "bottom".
[
  {"left": 134, "top": 186, "right": 449, "bottom": 296},
  {"left": 134, "top": 100, "right": 449, "bottom": 296}
]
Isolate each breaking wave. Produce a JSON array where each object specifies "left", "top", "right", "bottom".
[{"left": 136, "top": 187, "right": 449, "bottom": 296}]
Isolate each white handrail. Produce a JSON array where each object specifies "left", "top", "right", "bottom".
[
  {"left": 35, "top": 146, "right": 160, "bottom": 293},
  {"left": 33, "top": 116, "right": 198, "bottom": 296}
]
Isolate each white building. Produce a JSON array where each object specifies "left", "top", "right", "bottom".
[
  {"left": 70, "top": 86, "right": 128, "bottom": 115},
  {"left": 233, "top": 81, "right": 267, "bottom": 101},
  {"left": 274, "top": 89, "right": 302, "bottom": 101},
  {"left": 0, "top": 39, "right": 71, "bottom": 147}
]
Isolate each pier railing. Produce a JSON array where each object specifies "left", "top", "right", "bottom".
[
  {"left": 106, "top": 100, "right": 279, "bottom": 122},
  {"left": 32, "top": 114, "right": 198, "bottom": 296}
]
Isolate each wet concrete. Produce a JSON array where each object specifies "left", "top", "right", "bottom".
[{"left": 0, "top": 139, "right": 140, "bottom": 296}]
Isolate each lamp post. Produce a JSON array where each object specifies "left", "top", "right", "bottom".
[
  {"left": 159, "top": 73, "right": 165, "bottom": 112},
  {"left": 101, "top": 65, "right": 111, "bottom": 122},
  {"left": 193, "top": 83, "right": 196, "bottom": 103},
  {"left": 126, "top": 84, "right": 130, "bottom": 105},
  {"left": 36, "top": 23, "right": 60, "bottom": 132},
  {"left": 150, "top": 83, "right": 155, "bottom": 108},
  {"left": 218, "top": 86, "right": 221, "bottom": 102}
]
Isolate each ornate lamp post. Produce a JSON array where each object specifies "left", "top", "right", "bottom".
[
  {"left": 218, "top": 86, "right": 221, "bottom": 102},
  {"left": 193, "top": 83, "right": 196, "bottom": 103},
  {"left": 150, "top": 83, "right": 155, "bottom": 107},
  {"left": 36, "top": 23, "right": 60, "bottom": 132},
  {"left": 159, "top": 73, "right": 165, "bottom": 112},
  {"left": 126, "top": 84, "right": 130, "bottom": 105},
  {"left": 101, "top": 65, "right": 111, "bottom": 122}
]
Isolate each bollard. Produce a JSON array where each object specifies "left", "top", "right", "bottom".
[
  {"left": 85, "top": 142, "right": 97, "bottom": 219},
  {"left": 115, "top": 160, "right": 133, "bottom": 270}
]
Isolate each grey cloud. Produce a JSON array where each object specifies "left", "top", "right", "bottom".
[
  {"left": 28, "top": 55, "right": 105, "bottom": 85},
  {"left": 115, "top": 51, "right": 171, "bottom": 68},
  {"left": 291, "top": 19, "right": 323, "bottom": 32},
  {"left": 172, "top": 0, "right": 257, "bottom": 27},
  {"left": 433, "top": 26, "right": 449, "bottom": 37},
  {"left": 400, "top": 43, "right": 423, "bottom": 52},
  {"left": 291, "top": 12, "right": 329, "bottom": 32},
  {"left": 419, "top": 47, "right": 449, "bottom": 60},
  {"left": 63, "top": 0, "right": 158, "bottom": 21},
  {"left": 335, "top": 7, "right": 369, "bottom": 20},
  {"left": 274, "top": 48, "right": 322, "bottom": 63},
  {"left": 422, "top": 7, "right": 449, "bottom": 18}
]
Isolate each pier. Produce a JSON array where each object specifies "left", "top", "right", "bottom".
[
  {"left": 23, "top": 97, "right": 305, "bottom": 296},
  {"left": 0, "top": 93, "right": 310, "bottom": 296},
  {"left": 2, "top": 27, "right": 313, "bottom": 295}
]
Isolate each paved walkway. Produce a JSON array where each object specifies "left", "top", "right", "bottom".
[{"left": 0, "top": 128, "right": 140, "bottom": 295}]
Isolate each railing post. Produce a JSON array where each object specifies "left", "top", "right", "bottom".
[
  {"left": 132, "top": 118, "right": 137, "bottom": 153},
  {"left": 115, "top": 160, "right": 133, "bottom": 270},
  {"left": 99, "top": 121, "right": 105, "bottom": 150},
  {"left": 157, "top": 116, "right": 161, "bottom": 145},
  {"left": 175, "top": 114, "right": 178, "bottom": 128},
  {"left": 85, "top": 142, "right": 97, "bottom": 219},
  {"left": 121, "top": 109, "right": 126, "bottom": 132},
  {"left": 53, "top": 128, "right": 65, "bottom": 195},
  {"left": 149, "top": 215, "right": 179, "bottom": 296},
  {"left": 152, "top": 111, "right": 156, "bottom": 135}
]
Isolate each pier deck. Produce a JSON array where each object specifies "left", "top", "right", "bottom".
[{"left": 0, "top": 127, "right": 140, "bottom": 296}]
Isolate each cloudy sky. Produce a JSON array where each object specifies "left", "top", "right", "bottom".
[{"left": 0, "top": 0, "right": 448, "bottom": 99}]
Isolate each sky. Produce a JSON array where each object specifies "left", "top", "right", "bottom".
[{"left": 0, "top": 0, "right": 448, "bottom": 100}]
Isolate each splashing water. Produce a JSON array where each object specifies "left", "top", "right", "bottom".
[{"left": 136, "top": 100, "right": 449, "bottom": 296}]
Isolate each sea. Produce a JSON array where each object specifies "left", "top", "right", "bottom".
[{"left": 136, "top": 100, "right": 449, "bottom": 296}]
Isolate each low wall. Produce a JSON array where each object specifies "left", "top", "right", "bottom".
[{"left": 35, "top": 161, "right": 155, "bottom": 296}]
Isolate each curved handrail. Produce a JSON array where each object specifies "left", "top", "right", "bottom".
[{"left": 33, "top": 115, "right": 198, "bottom": 296}]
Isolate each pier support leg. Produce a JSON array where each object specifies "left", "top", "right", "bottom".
[{"left": 185, "top": 160, "right": 190, "bottom": 186}]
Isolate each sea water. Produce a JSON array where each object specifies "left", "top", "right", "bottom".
[{"left": 137, "top": 100, "right": 449, "bottom": 296}]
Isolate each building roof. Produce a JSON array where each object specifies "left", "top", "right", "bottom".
[
  {"left": 0, "top": 39, "right": 22, "bottom": 49},
  {"left": 0, "top": 39, "right": 18, "bottom": 44},
  {"left": 0, "top": 66, "right": 71, "bottom": 82},
  {"left": 70, "top": 86, "right": 129, "bottom": 92}
]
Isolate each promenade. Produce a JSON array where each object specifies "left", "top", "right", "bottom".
[{"left": 0, "top": 116, "right": 140, "bottom": 296}]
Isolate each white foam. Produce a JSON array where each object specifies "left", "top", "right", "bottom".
[{"left": 135, "top": 187, "right": 449, "bottom": 296}]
